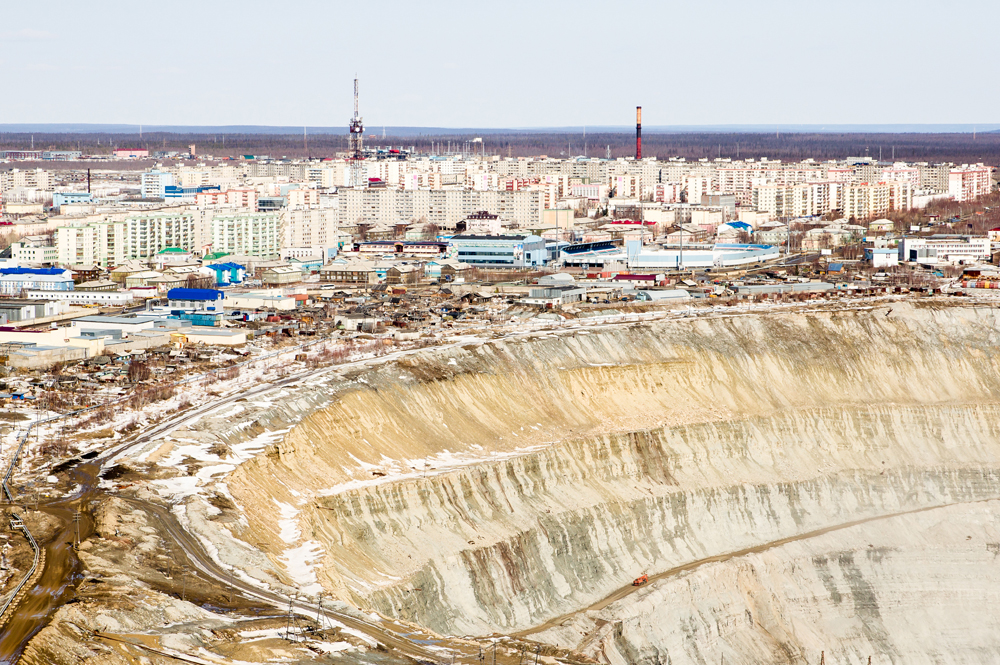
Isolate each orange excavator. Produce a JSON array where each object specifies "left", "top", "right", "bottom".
[{"left": 632, "top": 574, "right": 648, "bottom": 586}]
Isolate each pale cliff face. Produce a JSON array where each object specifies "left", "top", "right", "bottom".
[{"left": 205, "top": 301, "right": 1000, "bottom": 661}]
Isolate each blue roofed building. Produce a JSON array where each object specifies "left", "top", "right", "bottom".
[
  {"left": 209, "top": 262, "right": 246, "bottom": 286},
  {"left": 166, "top": 288, "right": 225, "bottom": 311},
  {"left": 0, "top": 267, "right": 74, "bottom": 296}
]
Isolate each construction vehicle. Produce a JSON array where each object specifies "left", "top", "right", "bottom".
[{"left": 632, "top": 574, "right": 648, "bottom": 586}]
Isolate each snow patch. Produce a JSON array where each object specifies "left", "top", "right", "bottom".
[
  {"left": 280, "top": 540, "right": 324, "bottom": 595},
  {"left": 274, "top": 500, "right": 301, "bottom": 543}
]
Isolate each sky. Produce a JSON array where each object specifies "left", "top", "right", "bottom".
[{"left": 1, "top": 0, "right": 998, "bottom": 128}]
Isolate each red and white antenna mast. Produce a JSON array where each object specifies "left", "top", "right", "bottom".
[{"left": 348, "top": 76, "right": 365, "bottom": 188}]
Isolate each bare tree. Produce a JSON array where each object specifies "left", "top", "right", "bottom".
[{"left": 127, "top": 360, "right": 152, "bottom": 383}]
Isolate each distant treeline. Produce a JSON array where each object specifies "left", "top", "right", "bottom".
[{"left": 2, "top": 131, "right": 1000, "bottom": 165}]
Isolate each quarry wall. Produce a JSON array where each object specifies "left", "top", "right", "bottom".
[{"left": 215, "top": 302, "right": 1000, "bottom": 659}]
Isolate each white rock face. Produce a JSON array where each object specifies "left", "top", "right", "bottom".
[
  {"left": 538, "top": 502, "right": 1000, "bottom": 665},
  {"left": 211, "top": 302, "right": 1000, "bottom": 661}
]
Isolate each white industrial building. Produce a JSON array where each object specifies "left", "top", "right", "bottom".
[
  {"left": 625, "top": 238, "right": 780, "bottom": 271},
  {"left": 898, "top": 235, "right": 990, "bottom": 265},
  {"left": 24, "top": 290, "right": 134, "bottom": 306}
]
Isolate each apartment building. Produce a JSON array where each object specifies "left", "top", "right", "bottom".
[
  {"left": 685, "top": 176, "right": 711, "bottom": 206},
  {"left": 141, "top": 170, "right": 174, "bottom": 199},
  {"left": 880, "top": 163, "right": 921, "bottom": 186},
  {"left": 56, "top": 211, "right": 199, "bottom": 266},
  {"left": 210, "top": 213, "right": 282, "bottom": 257},
  {"left": 282, "top": 208, "right": 338, "bottom": 249},
  {"left": 948, "top": 164, "right": 993, "bottom": 202},
  {"left": 610, "top": 174, "right": 640, "bottom": 199},
  {"left": 166, "top": 164, "right": 242, "bottom": 190},
  {"left": 195, "top": 188, "right": 258, "bottom": 210},
  {"left": 286, "top": 188, "right": 320, "bottom": 208},
  {"left": 915, "top": 163, "right": 953, "bottom": 192},
  {"left": 841, "top": 182, "right": 912, "bottom": 220},
  {"left": 306, "top": 163, "right": 349, "bottom": 189},
  {"left": 751, "top": 182, "right": 839, "bottom": 218},
  {"left": 0, "top": 168, "right": 52, "bottom": 193},
  {"left": 339, "top": 189, "right": 544, "bottom": 229}
]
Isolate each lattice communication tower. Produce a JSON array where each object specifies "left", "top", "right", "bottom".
[{"left": 348, "top": 77, "right": 365, "bottom": 188}]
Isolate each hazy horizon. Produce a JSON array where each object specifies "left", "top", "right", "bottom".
[{"left": 1, "top": 124, "right": 999, "bottom": 137}]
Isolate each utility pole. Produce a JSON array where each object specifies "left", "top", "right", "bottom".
[{"left": 285, "top": 595, "right": 295, "bottom": 640}]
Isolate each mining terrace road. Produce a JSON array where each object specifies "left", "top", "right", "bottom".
[
  {"left": 516, "top": 496, "right": 1000, "bottom": 639},
  {"left": 127, "top": 498, "right": 443, "bottom": 662}
]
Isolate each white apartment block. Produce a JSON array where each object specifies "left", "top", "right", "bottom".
[
  {"left": 915, "top": 163, "right": 953, "bottom": 192},
  {"left": 948, "top": 164, "right": 993, "bottom": 202},
  {"left": 306, "top": 164, "right": 349, "bottom": 189},
  {"left": 210, "top": 213, "right": 282, "bottom": 257},
  {"left": 751, "top": 181, "right": 842, "bottom": 218},
  {"left": 286, "top": 188, "right": 320, "bottom": 208},
  {"left": 141, "top": 170, "right": 174, "bottom": 199},
  {"left": 282, "top": 208, "right": 338, "bottom": 248},
  {"left": 339, "top": 189, "right": 544, "bottom": 230},
  {"left": 55, "top": 209, "right": 289, "bottom": 265},
  {"left": 363, "top": 160, "right": 405, "bottom": 187},
  {"left": 653, "top": 182, "right": 683, "bottom": 204},
  {"left": 56, "top": 211, "right": 199, "bottom": 266},
  {"left": 167, "top": 164, "right": 241, "bottom": 190},
  {"left": 685, "top": 176, "right": 711, "bottom": 206},
  {"left": 610, "top": 174, "right": 640, "bottom": 199}
]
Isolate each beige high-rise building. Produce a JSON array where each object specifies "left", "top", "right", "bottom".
[{"left": 841, "top": 181, "right": 912, "bottom": 221}]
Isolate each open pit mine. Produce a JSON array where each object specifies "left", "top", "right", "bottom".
[{"left": 7, "top": 299, "right": 1000, "bottom": 665}]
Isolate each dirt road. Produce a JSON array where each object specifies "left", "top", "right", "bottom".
[{"left": 517, "top": 496, "right": 1000, "bottom": 639}]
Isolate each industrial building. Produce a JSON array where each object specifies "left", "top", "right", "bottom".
[
  {"left": 447, "top": 233, "right": 547, "bottom": 269},
  {"left": 0, "top": 267, "right": 75, "bottom": 296},
  {"left": 898, "top": 235, "right": 991, "bottom": 265}
]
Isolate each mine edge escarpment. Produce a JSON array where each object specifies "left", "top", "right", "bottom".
[{"left": 173, "top": 300, "right": 1000, "bottom": 662}]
